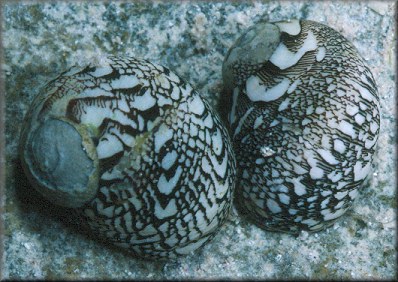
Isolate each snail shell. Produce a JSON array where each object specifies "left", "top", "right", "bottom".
[
  {"left": 20, "top": 56, "right": 236, "bottom": 258},
  {"left": 222, "top": 20, "right": 380, "bottom": 233}
]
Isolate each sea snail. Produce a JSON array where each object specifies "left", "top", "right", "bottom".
[
  {"left": 222, "top": 19, "right": 380, "bottom": 233},
  {"left": 19, "top": 56, "right": 236, "bottom": 259}
]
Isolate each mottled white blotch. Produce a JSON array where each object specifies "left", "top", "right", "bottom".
[
  {"left": 316, "top": 47, "right": 326, "bottom": 62},
  {"left": 270, "top": 31, "right": 318, "bottom": 69},
  {"left": 97, "top": 135, "right": 123, "bottom": 159},
  {"left": 353, "top": 161, "right": 371, "bottom": 181},
  {"left": 111, "top": 75, "right": 140, "bottom": 89},
  {"left": 154, "top": 124, "right": 174, "bottom": 153},
  {"left": 246, "top": 76, "right": 290, "bottom": 102},
  {"left": 261, "top": 146, "right": 276, "bottom": 157},
  {"left": 267, "top": 198, "right": 282, "bottom": 213},
  {"left": 131, "top": 89, "right": 156, "bottom": 111},
  {"left": 333, "top": 139, "right": 346, "bottom": 153},
  {"left": 253, "top": 115, "right": 263, "bottom": 129},
  {"left": 317, "top": 149, "right": 339, "bottom": 165},
  {"left": 289, "top": 177, "right": 307, "bottom": 195},
  {"left": 154, "top": 199, "right": 178, "bottom": 219},
  {"left": 158, "top": 167, "right": 182, "bottom": 195},
  {"left": 287, "top": 80, "right": 300, "bottom": 94},
  {"left": 275, "top": 19, "right": 301, "bottom": 35},
  {"left": 338, "top": 120, "right": 357, "bottom": 138},
  {"left": 188, "top": 95, "right": 205, "bottom": 115},
  {"left": 89, "top": 65, "right": 113, "bottom": 77}
]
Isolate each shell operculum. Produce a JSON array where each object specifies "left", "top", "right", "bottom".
[{"left": 21, "top": 116, "right": 99, "bottom": 208}]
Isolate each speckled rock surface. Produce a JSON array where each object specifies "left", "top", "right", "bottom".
[{"left": 1, "top": 1, "right": 396, "bottom": 280}]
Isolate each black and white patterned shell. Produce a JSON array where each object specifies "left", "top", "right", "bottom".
[
  {"left": 222, "top": 19, "right": 380, "bottom": 233},
  {"left": 19, "top": 56, "right": 236, "bottom": 259}
]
